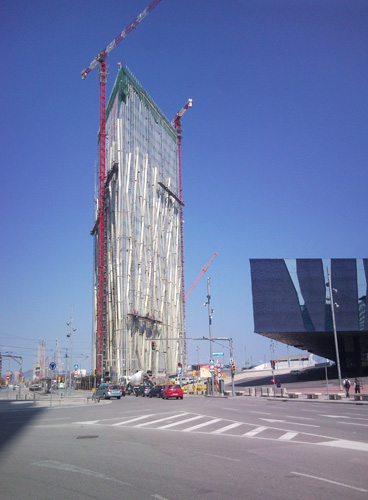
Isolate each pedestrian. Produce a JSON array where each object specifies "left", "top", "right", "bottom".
[
  {"left": 354, "top": 378, "right": 361, "bottom": 394},
  {"left": 343, "top": 378, "right": 351, "bottom": 398},
  {"left": 276, "top": 379, "right": 281, "bottom": 388}
]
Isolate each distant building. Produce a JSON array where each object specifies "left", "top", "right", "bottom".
[{"left": 250, "top": 258, "right": 368, "bottom": 375}]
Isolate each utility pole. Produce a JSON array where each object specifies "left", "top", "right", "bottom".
[
  {"left": 67, "top": 306, "right": 77, "bottom": 396},
  {"left": 326, "top": 267, "right": 342, "bottom": 390},
  {"left": 230, "top": 338, "right": 235, "bottom": 397},
  {"left": 204, "top": 277, "right": 214, "bottom": 359}
]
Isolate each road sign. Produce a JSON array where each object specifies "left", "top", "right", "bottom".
[
  {"left": 177, "top": 368, "right": 182, "bottom": 375},
  {"left": 229, "top": 357, "right": 234, "bottom": 364},
  {"left": 209, "top": 359, "right": 214, "bottom": 364},
  {"left": 216, "top": 362, "right": 222, "bottom": 368},
  {"left": 212, "top": 352, "right": 224, "bottom": 357},
  {"left": 49, "top": 362, "right": 56, "bottom": 371},
  {"left": 74, "top": 363, "right": 79, "bottom": 370}
]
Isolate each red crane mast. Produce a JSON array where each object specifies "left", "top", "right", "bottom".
[
  {"left": 81, "top": 0, "right": 162, "bottom": 373},
  {"left": 185, "top": 252, "right": 218, "bottom": 301},
  {"left": 172, "top": 99, "right": 193, "bottom": 364}
]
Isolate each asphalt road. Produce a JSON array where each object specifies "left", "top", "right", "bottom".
[{"left": 0, "top": 393, "right": 367, "bottom": 500}]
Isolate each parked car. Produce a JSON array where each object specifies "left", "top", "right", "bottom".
[
  {"left": 148, "top": 385, "right": 164, "bottom": 398},
  {"left": 119, "top": 386, "right": 126, "bottom": 397},
  {"left": 135, "top": 385, "right": 152, "bottom": 397},
  {"left": 162, "top": 384, "right": 183, "bottom": 400},
  {"left": 93, "top": 383, "right": 122, "bottom": 400}
]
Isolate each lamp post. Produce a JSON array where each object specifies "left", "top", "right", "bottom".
[
  {"left": 326, "top": 267, "right": 342, "bottom": 390},
  {"left": 67, "top": 305, "right": 77, "bottom": 396},
  {"left": 203, "top": 277, "right": 214, "bottom": 359}
]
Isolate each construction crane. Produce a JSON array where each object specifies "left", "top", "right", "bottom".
[
  {"left": 185, "top": 252, "right": 218, "bottom": 301},
  {"left": 172, "top": 99, "right": 193, "bottom": 364},
  {"left": 81, "top": 0, "right": 163, "bottom": 373}
]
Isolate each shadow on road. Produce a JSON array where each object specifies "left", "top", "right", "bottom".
[{"left": 0, "top": 401, "right": 46, "bottom": 453}]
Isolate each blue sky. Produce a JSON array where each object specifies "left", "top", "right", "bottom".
[{"left": 1, "top": 0, "right": 367, "bottom": 374}]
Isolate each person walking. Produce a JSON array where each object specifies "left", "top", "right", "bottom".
[
  {"left": 343, "top": 378, "right": 351, "bottom": 398},
  {"left": 354, "top": 378, "right": 361, "bottom": 394}
]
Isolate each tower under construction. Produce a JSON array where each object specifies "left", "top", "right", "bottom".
[{"left": 91, "top": 65, "right": 184, "bottom": 381}]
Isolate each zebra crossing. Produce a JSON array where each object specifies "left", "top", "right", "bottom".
[{"left": 75, "top": 411, "right": 338, "bottom": 446}]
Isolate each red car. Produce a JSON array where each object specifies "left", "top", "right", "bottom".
[{"left": 162, "top": 384, "right": 183, "bottom": 400}]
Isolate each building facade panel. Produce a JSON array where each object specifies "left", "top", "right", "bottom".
[
  {"left": 331, "top": 259, "right": 359, "bottom": 331},
  {"left": 296, "top": 258, "right": 326, "bottom": 332},
  {"left": 250, "top": 258, "right": 305, "bottom": 333}
]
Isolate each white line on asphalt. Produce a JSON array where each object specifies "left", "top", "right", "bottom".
[
  {"left": 32, "top": 460, "right": 133, "bottom": 486},
  {"left": 134, "top": 413, "right": 189, "bottom": 427},
  {"left": 291, "top": 471, "right": 368, "bottom": 493},
  {"left": 250, "top": 411, "right": 272, "bottom": 415},
  {"left": 278, "top": 431, "right": 298, "bottom": 441},
  {"left": 260, "top": 418, "right": 319, "bottom": 428},
  {"left": 183, "top": 418, "right": 221, "bottom": 432},
  {"left": 285, "top": 416, "right": 314, "bottom": 420},
  {"left": 243, "top": 426, "right": 267, "bottom": 437},
  {"left": 112, "top": 414, "right": 154, "bottom": 426},
  {"left": 321, "top": 415, "right": 368, "bottom": 421},
  {"left": 75, "top": 420, "right": 99, "bottom": 425},
  {"left": 212, "top": 422, "right": 243, "bottom": 434},
  {"left": 152, "top": 495, "right": 171, "bottom": 500},
  {"left": 195, "top": 451, "right": 241, "bottom": 462},
  {"left": 318, "top": 439, "right": 368, "bottom": 452},
  {"left": 335, "top": 422, "right": 368, "bottom": 427},
  {"left": 158, "top": 415, "right": 203, "bottom": 429}
]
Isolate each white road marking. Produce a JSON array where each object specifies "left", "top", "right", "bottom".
[
  {"left": 336, "top": 422, "right": 368, "bottom": 427},
  {"left": 260, "top": 418, "right": 319, "bottom": 428},
  {"left": 134, "top": 413, "right": 188, "bottom": 427},
  {"left": 278, "top": 431, "right": 298, "bottom": 441},
  {"left": 112, "top": 414, "right": 154, "bottom": 426},
  {"left": 286, "top": 416, "right": 314, "bottom": 420},
  {"left": 183, "top": 418, "right": 221, "bottom": 432},
  {"left": 291, "top": 471, "right": 368, "bottom": 493},
  {"left": 195, "top": 451, "right": 241, "bottom": 462},
  {"left": 212, "top": 422, "right": 243, "bottom": 434},
  {"left": 322, "top": 415, "right": 368, "bottom": 422},
  {"left": 250, "top": 411, "right": 271, "bottom": 415},
  {"left": 318, "top": 439, "right": 368, "bottom": 452},
  {"left": 75, "top": 420, "right": 99, "bottom": 425},
  {"left": 32, "top": 460, "right": 132, "bottom": 486},
  {"left": 158, "top": 415, "right": 202, "bottom": 429},
  {"left": 243, "top": 426, "right": 267, "bottom": 437},
  {"left": 152, "top": 495, "right": 171, "bottom": 500}
]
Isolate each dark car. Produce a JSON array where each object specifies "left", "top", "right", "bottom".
[
  {"left": 148, "top": 385, "right": 164, "bottom": 398},
  {"left": 135, "top": 385, "right": 152, "bottom": 397},
  {"left": 162, "top": 384, "right": 183, "bottom": 400},
  {"left": 93, "top": 383, "right": 122, "bottom": 400},
  {"left": 29, "top": 384, "right": 42, "bottom": 391}
]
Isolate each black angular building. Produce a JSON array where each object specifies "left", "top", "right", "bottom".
[{"left": 250, "top": 259, "right": 368, "bottom": 375}]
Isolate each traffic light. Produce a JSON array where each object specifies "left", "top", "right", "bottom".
[
  {"left": 94, "top": 369, "right": 97, "bottom": 377},
  {"left": 232, "top": 364, "right": 236, "bottom": 375},
  {"left": 21, "top": 377, "right": 24, "bottom": 383},
  {"left": 151, "top": 341, "right": 156, "bottom": 351}
]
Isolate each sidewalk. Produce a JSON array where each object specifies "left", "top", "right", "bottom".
[{"left": 224, "top": 385, "right": 368, "bottom": 404}]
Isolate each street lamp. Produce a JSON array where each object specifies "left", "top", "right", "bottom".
[
  {"left": 326, "top": 267, "right": 342, "bottom": 390},
  {"left": 203, "top": 277, "right": 214, "bottom": 359},
  {"left": 67, "top": 305, "right": 77, "bottom": 396}
]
